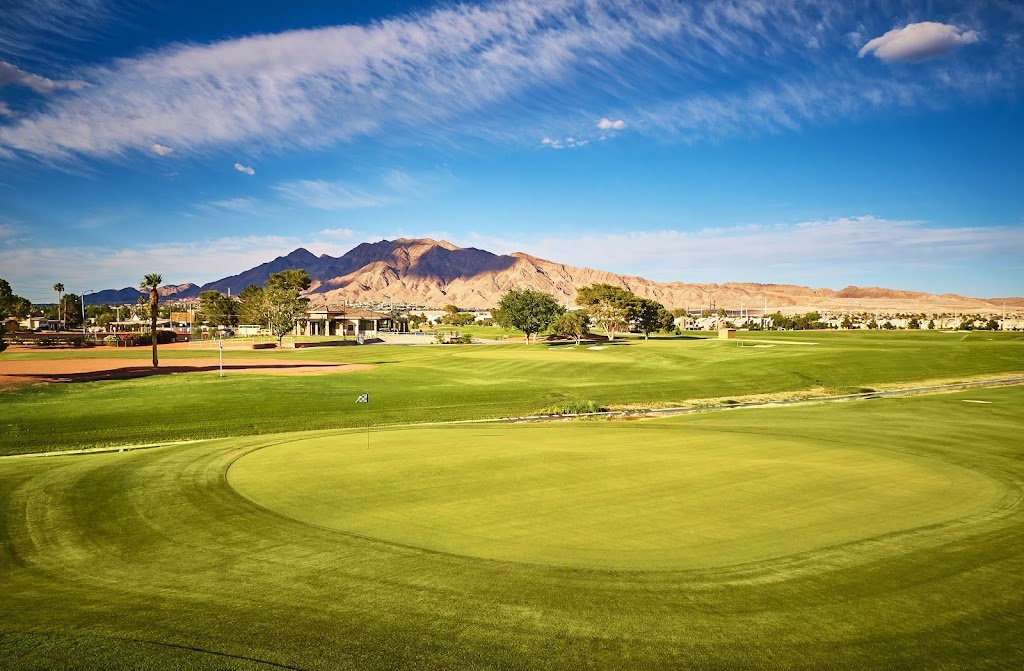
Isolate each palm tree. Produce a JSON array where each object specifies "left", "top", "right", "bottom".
[
  {"left": 139, "top": 274, "right": 163, "bottom": 367},
  {"left": 53, "top": 283, "right": 64, "bottom": 324}
]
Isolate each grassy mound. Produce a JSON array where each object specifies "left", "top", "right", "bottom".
[
  {"left": 229, "top": 421, "right": 1003, "bottom": 570},
  {"left": 1, "top": 387, "right": 1021, "bottom": 669}
]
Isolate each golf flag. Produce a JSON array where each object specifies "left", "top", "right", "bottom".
[{"left": 356, "top": 393, "right": 369, "bottom": 403}]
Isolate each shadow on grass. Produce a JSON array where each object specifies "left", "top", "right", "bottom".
[{"left": 12, "top": 363, "right": 344, "bottom": 384}]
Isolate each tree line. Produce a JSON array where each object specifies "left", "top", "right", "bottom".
[
  {"left": 192, "top": 270, "right": 313, "bottom": 346},
  {"left": 493, "top": 283, "right": 675, "bottom": 344}
]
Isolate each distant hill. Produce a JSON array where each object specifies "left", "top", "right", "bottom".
[
  {"left": 87, "top": 238, "right": 1020, "bottom": 313},
  {"left": 199, "top": 249, "right": 321, "bottom": 296},
  {"left": 85, "top": 283, "right": 199, "bottom": 305}
]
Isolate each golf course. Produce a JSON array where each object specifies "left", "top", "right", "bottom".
[{"left": 1, "top": 331, "right": 1023, "bottom": 669}]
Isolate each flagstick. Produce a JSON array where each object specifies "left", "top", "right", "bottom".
[{"left": 356, "top": 392, "right": 370, "bottom": 449}]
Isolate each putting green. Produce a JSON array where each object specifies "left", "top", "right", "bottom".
[{"left": 228, "top": 421, "right": 1004, "bottom": 570}]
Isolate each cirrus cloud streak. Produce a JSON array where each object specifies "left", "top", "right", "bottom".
[{"left": 0, "top": 1, "right": 1018, "bottom": 162}]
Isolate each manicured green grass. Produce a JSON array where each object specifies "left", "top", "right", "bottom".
[
  {"left": 2, "top": 386, "right": 1022, "bottom": 669},
  {"left": 229, "top": 422, "right": 1003, "bottom": 570},
  {"left": 1, "top": 330, "right": 1021, "bottom": 454}
]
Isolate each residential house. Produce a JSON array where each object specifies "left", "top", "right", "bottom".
[{"left": 301, "top": 308, "right": 409, "bottom": 338}]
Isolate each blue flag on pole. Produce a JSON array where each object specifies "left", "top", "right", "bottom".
[{"left": 356, "top": 393, "right": 368, "bottom": 403}]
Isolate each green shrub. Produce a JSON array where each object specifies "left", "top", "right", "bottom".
[
  {"left": 132, "top": 330, "right": 177, "bottom": 346},
  {"left": 539, "top": 400, "right": 604, "bottom": 415}
]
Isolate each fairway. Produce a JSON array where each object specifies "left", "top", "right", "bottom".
[
  {"left": 1, "top": 330, "right": 1022, "bottom": 455},
  {"left": 2, "top": 386, "right": 1023, "bottom": 669},
  {"left": 230, "top": 424, "right": 1004, "bottom": 570}
]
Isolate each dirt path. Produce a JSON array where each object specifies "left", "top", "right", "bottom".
[{"left": 0, "top": 358, "right": 374, "bottom": 387}]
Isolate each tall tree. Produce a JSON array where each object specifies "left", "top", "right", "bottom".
[
  {"left": 198, "top": 290, "right": 237, "bottom": 330},
  {"left": 494, "top": 287, "right": 564, "bottom": 344},
  {"left": 634, "top": 298, "right": 674, "bottom": 340},
  {"left": 267, "top": 269, "right": 313, "bottom": 294},
  {"left": 550, "top": 310, "right": 590, "bottom": 345},
  {"left": 53, "top": 283, "right": 64, "bottom": 324},
  {"left": 1, "top": 279, "right": 31, "bottom": 354},
  {"left": 236, "top": 284, "right": 268, "bottom": 327},
  {"left": 575, "top": 284, "right": 638, "bottom": 341},
  {"left": 139, "top": 274, "right": 163, "bottom": 367},
  {"left": 263, "top": 269, "right": 312, "bottom": 345},
  {"left": 60, "top": 294, "right": 83, "bottom": 329}
]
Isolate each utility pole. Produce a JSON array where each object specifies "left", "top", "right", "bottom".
[{"left": 81, "top": 290, "right": 94, "bottom": 340}]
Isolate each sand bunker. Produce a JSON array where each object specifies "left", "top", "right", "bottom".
[{"left": 0, "top": 358, "right": 373, "bottom": 387}]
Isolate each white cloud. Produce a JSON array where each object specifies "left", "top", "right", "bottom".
[
  {"left": 275, "top": 179, "right": 387, "bottom": 210},
  {"left": 597, "top": 118, "right": 626, "bottom": 130},
  {"left": 151, "top": 143, "right": 173, "bottom": 156},
  {"left": 0, "top": 233, "right": 367, "bottom": 302},
  {"left": 234, "top": 162, "right": 255, "bottom": 175},
  {"left": 0, "top": 3, "right": 1019, "bottom": 160},
  {"left": 0, "top": 0, "right": 845, "bottom": 160},
  {"left": 202, "top": 197, "right": 257, "bottom": 212},
  {"left": 0, "top": 59, "right": 87, "bottom": 94},
  {"left": 1, "top": 0, "right": 115, "bottom": 60},
  {"left": 0, "top": 101, "right": 12, "bottom": 117},
  {"left": 541, "top": 136, "right": 590, "bottom": 149},
  {"left": 464, "top": 216, "right": 1024, "bottom": 288},
  {"left": 0, "top": 1, "right": 683, "bottom": 159},
  {"left": 859, "top": 22, "right": 981, "bottom": 63},
  {"left": 319, "top": 227, "right": 355, "bottom": 238},
  {"left": 635, "top": 70, "right": 950, "bottom": 141},
  {"left": 4, "top": 218, "right": 1021, "bottom": 301},
  {"left": 0, "top": 223, "right": 13, "bottom": 237}
]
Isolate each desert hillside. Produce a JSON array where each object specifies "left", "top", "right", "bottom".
[
  {"left": 267, "top": 238, "right": 1018, "bottom": 314},
  {"left": 87, "top": 238, "right": 1019, "bottom": 314}
]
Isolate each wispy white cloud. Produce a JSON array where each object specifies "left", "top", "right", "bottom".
[
  {"left": 0, "top": 0, "right": 115, "bottom": 60},
  {"left": 0, "top": 59, "right": 87, "bottom": 94},
  {"left": 233, "top": 162, "right": 255, "bottom": 175},
  {"left": 319, "top": 227, "right": 355, "bottom": 239},
  {"left": 151, "top": 143, "right": 173, "bottom": 156},
  {"left": 464, "top": 216, "right": 1024, "bottom": 287},
  {"left": 0, "top": 1, "right": 1019, "bottom": 161},
  {"left": 201, "top": 197, "right": 257, "bottom": 212},
  {"left": 1, "top": 233, "right": 366, "bottom": 302},
  {"left": 540, "top": 136, "right": 588, "bottom": 149},
  {"left": 275, "top": 166, "right": 453, "bottom": 210},
  {"left": 275, "top": 179, "right": 388, "bottom": 210},
  {"left": 0, "top": 101, "right": 12, "bottom": 117},
  {"left": 859, "top": 22, "right": 981, "bottom": 63},
  {"left": 5, "top": 217, "right": 1021, "bottom": 301}
]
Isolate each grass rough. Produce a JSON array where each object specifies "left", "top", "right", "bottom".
[{"left": 1, "top": 386, "right": 1022, "bottom": 669}]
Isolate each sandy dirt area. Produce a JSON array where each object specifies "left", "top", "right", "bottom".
[{"left": 0, "top": 357, "right": 373, "bottom": 387}]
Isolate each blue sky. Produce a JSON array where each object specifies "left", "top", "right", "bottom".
[{"left": 1, "top": 0, "right": 1022, "bottom": 303}]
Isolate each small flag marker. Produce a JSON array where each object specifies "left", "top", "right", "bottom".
[{"left": 356, "top": 393, "right": 369, "bottom": 403}]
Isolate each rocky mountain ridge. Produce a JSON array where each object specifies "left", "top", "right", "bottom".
[{"left": 86, "top": 238, "right": 1021, "bottom": 314}]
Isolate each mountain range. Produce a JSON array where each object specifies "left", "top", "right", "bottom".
[{"left": 85, "top": 238, "right": 1022, "bottom": 313}]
